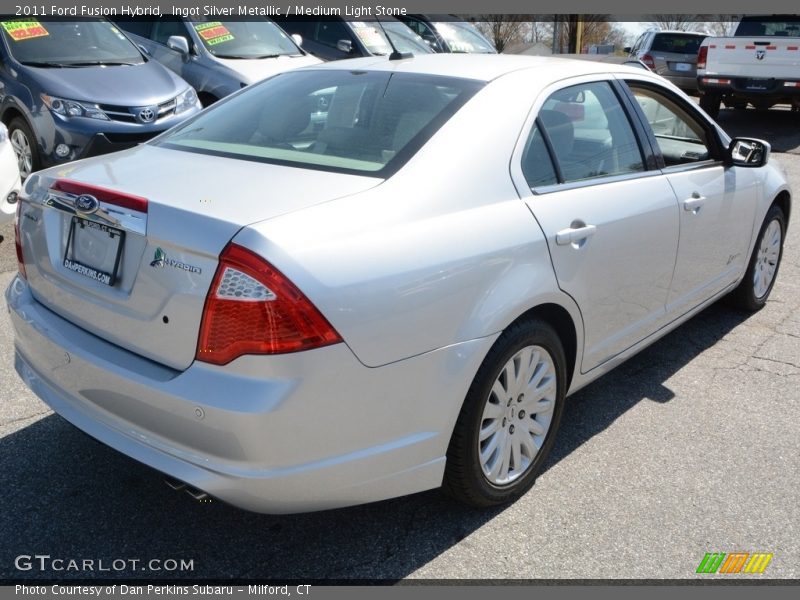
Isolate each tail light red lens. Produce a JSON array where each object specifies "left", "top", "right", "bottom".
[
  {"left": 641, "top": 53, "right": 656, "bottom": 70},
  {"left": 196, "top": 243, "right": 342, "bottom": 365},
  {"left": 697, "top": 46, "right": 708, "bottom": 70},
  {"left": 14, "top": 199, "right": 26, "bottom": 280}
]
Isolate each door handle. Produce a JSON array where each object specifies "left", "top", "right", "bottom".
[
  {"left": 555, "top": 224, "right": 597, "bottom": 246},
  {"left": 683, "top": 193, "right": 706, "bottom": 212}
]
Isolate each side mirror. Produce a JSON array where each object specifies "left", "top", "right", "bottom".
[
  {"left": 728, "top": 137, "right": 770, "bottom": 168},
  {"left": 291, "top": 34, "right": 303, "bottom": 47},
  {"left": 167, "top": 35, "right": 190, "bottom": 57},
  {"left": 336, "top": 39, "right": 353, "bottom": 54}
]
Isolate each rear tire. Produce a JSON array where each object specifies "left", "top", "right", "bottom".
[
  {"left": 699, "top": 93, "right": 721, "bottom": 120},
  {"left": 442, "top": 319, "right": 566, "bottom": 508},
  {"left": 728, "top": 204, "right": 786, "bottom": 311}
]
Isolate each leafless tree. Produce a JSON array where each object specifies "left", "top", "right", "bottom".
[
  {"left": 468, "top": 15, "right": 527, "bottom": 53},
  {"left": 648, "top": 15, "right": 702, "bottom": 31}
]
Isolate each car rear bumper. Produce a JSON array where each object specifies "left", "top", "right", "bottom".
[
  {"left": 6, "top": 275, "right": 494, "bottom": 513},
  {"left": 697, "top": 75, "right": 800, "bottom": 104}
]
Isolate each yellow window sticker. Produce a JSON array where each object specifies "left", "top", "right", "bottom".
[
  {"left": 194, "top": 22, "right": 234, "bottom": 46},
  {"left": 2, "top": 20, "right": 50, "bottom": 42}
]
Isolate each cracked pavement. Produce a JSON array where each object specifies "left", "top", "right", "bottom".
[{"left": 0, "top": 111, "right": 798, "bottom": 580}]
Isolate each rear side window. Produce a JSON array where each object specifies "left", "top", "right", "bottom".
[
  {"left": 521, "top": 124, "right": 558, "bottom": 187},
  {"left": 650, "top": 33, "right": 705, "bottom": 54},
  {"left": 535, "top": 81, "right": 644, "bottom": 184},
  {"left": 157, "top": 70, "right": 483, "bottom": 177}
]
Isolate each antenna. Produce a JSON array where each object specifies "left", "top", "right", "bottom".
[{"left": 373, "top": 18, "right": 413, "bottom": 61}]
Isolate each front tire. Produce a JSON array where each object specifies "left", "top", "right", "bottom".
[
  {"left": 699, "top": 93, "right": 721, "bottom": 120},
  {"left": 8, "top": 117, "right": 40, "bottom": 180},
  {"left": 728, "top": 204, "right": 786, "bottom": 311},
  {"left": 443, "top": 319, "right": 566, "bottom": 508}
]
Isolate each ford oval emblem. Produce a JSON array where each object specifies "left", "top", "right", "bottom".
[{"left": 75, "top": 194, "right": 100, "bottom": 214}]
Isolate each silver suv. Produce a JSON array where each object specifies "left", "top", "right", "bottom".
[{"left": 627, "top": 29, "right": 707, "bottom": 92}]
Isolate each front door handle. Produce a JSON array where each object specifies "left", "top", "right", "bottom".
[
  {"left": 683, "top": 193, "right": 707, "bottom": 212},
  {"left": 555, "top": 224, "right": 597, "bottom": 246}
]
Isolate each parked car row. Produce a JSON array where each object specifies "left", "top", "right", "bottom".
[
  {"left": 627, "top": 15, "right": 800, "bottom": 118},
  {"left": 0, "top": 15, "right": 493, "bottom": 185}
]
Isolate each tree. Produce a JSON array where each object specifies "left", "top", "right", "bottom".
[
  {"left": 648, "top": 15, "right": 701, "bottom": 31},
  {"left": 469, "top": 15, "right": 527, "bottom": 52}
]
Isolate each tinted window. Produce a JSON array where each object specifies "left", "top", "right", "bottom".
[
  {"left": 736, "top": 16, "right": 800, "bottom": 37},
  {"left": 112, "top": 18, "right": 153, "bottom": 39},
  {"left": 629, "top": 85, "right": 711, "bottom": 166},
  {"left": 152, "top": 17, "right": 187, "bottom": 45},
  {"left": 521, "top": 124, "right": 558, "bottom": 187},
  {"left": 314, "top": 20, "right": 351, "bottom": 48},
  {"left": 650, "top": 33, "right": 705, "bottom": 53},
  {"left": 157, "top": 70, "right": 483, "bottom": 176},
  {"left": 538, "top": 81, "right": 644, "bottom": 183}
]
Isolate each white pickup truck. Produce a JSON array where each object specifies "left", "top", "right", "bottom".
[{"left": 697, "top": 15, "right": 800, "bottom": 118}]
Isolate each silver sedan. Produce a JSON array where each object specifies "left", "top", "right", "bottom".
[{"left": 6, "top": 55, "right": 791, "bottom": 513}]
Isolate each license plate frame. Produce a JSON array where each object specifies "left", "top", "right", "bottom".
[
  {"left": 674, "top": 62, "right": 692, "bottom": 72},
  {"left": 63, "top": 216, "right": 125, "bottom": 287}
]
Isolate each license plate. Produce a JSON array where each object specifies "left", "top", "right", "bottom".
[
  {"left": 675, "top": 62, "right": 692, "bottom": 72},
  {"left": 63, "top": 217, "right": 125, "bottom": 286},
  {"left": 744, "top": 80, "right": 769, "bottom": 90}
]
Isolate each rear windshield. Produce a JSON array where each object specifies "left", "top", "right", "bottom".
[
  {"left": 0, "top": 19, "right": 144, "bottom": 66},
  {"left": 735, "top": 16, "right": 800, "bottom": 37},
  {"left": 156, "top": 69, "right": 483, "bottom": 176},
  {"left": 651, "top": 33, "right": 705, "bottom": 54}
]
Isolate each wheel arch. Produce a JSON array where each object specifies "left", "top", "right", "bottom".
[
  {"left": 773, "top": 189, "right": 791, "bottom": 226},
  {"left": 507, "top": 302, "right": 579, "bottom": 392}
]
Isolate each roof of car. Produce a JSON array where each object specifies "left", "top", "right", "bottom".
[{"left": 303, "top": 53, "right": 651, "bottom": 83}]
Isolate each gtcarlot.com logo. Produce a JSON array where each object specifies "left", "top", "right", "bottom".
[{"left": 15, "top": 555, "right": 194, "bottom": 572}]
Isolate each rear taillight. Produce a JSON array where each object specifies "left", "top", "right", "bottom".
[
  {"left": 641, "top": 53, "right": 656, "bottom": 70},
  {"left": 196, "top": 243, "right": 342, "bottom": 365},
  {"left": 14, "top": 200, "right": 26, "bottom": 280},
  {"left": 697, "top": 46, "right": 708, "bottom": 70}
]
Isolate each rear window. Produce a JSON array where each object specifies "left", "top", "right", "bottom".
[
  {"left": 156, "top": 70, "right": 483, "bottom": 177},
  {"left": 735, "top": 16, "right": 800, "bottom": 37},
  {"left": 650, "top": 33, "right": 705, "bottom": 54}
]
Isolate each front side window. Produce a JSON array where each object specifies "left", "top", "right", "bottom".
[
  {"left": 157, "top": 70, "right": 483, "bottom": 176},
  {"left": 629, "top": 84, "right": 712, "bottom": 166},
  {"left": 0, "top": 19, "right": 144, "bottom": 66},
  {"left": 536, "top": 81, "right": 644, "bottom": 184},
  {"left": 151, "top": 17, "right": 188, "bottom": 46}
]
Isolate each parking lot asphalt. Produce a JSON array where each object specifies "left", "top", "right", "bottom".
[{"left": 0, "top": 107, "right": 798, "bottom": 581}]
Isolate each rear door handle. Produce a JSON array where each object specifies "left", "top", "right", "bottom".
[
  {"left": 683, "top": 194, "right": 707, "bottom": 212},
  {"left": 555, "top": 224, "right": 597, "bottom": 246}
]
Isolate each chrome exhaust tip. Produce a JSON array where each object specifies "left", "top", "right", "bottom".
[{"left": 164, "top": 477, "right": 210, "bottom": 501}]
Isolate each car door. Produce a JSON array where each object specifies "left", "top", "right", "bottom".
[
  {"left": 621, "top": 79, "right": 759, "bottom": 316},
  {"left": 516, "top": 78, "right": 681, "bottom": 372}
]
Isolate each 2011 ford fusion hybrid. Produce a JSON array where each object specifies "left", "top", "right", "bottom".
[{"left": 6, "top": 55, "right": 790, "bottom": 513}]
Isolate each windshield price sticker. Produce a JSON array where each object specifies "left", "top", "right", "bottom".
[
  {"left": 194, "top": 22, "right": 234, "bottom": 46},
  {"left": 1, "top": 20, "right": 49, "bottom": 41}
]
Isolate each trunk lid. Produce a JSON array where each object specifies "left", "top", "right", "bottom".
[{"left": 19, "top": 144, "right": 381, "bottom": 370}]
